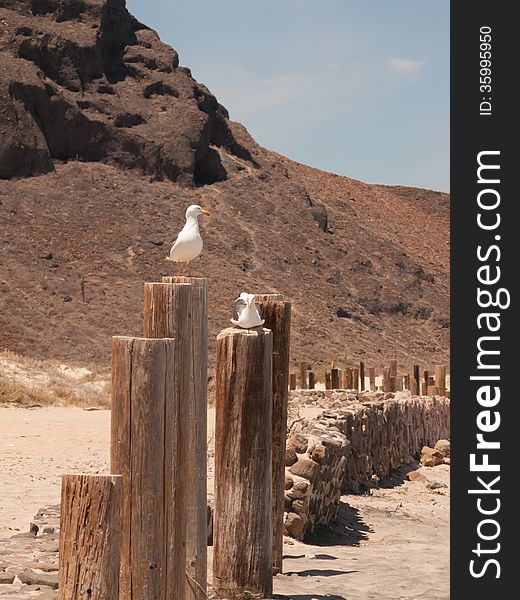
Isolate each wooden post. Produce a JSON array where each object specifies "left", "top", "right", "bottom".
[
  {"left": 359, "top": 361, "right": 365, "bottom": 391},
  {"left": 383, "top": 367, "right": 391, "bottom": 392},
  {"left": 289, "top": 373, "right": 297, "bottom": 390},
  {"left": 255, "top": 293, "right": 291, "bottom": 576},
  {"left": 145, "top": 278, "right": 208, "bottom": 600},
  {"left": 214, "top": 327, "right": 273, "bottom": 600},
  {"left": 345, "top": 367, "right": 352, "bottom": 390},
  {"left": 435, "top": 365, "right": 447, "bottom": 396},
  {"left": 413, "top": 364, "right": 420, "bottom": 394},
  {"left": 368, "top": 366, "right": 376, "bottom": 391},
  {"left": 352, "top": 367, "right": 359, "bottom": 391},
  {"left": 59, "top": 474, "right": 122, "bottom": 600},
  {"left": 300, "top": 361, "right": 307, "bottom": 389},
  {"left": 331, "top": 367, "right": 340, "bottom": 389},
  {"left": 389, "top": 359, "right": 397, "bottom": 392},
  {"left": 421, "top": 370, "right": 430, "bottom": 396},
  {"left": 308, "top": 371, "right": 315, "bottom": 389},
  {"left": 111, "top": 337, "right": 181, "bottom": 600},
  {"left": 403, "top": 374, "right": 410, "bottom": 390},
  {"left": 325, "top": 371, "right": 331, "bottom": 389}
]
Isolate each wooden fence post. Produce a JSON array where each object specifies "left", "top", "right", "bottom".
[
  {"left": 331, "top": 367, "right": 340, "bottom": 389},
  {"left": 144, "top": 277, "right": 208, "bottom": 600},
  {"left": 289, "top": 373, "right": 297, "bottom": 390},
  {"left": 308, "top": 371, "right": 316, "bottom": 389},
  {"left": 352, "top": 367, "right": 360, "bottom": 392},
  {"left": 403, "top": 374, "right": 410, "bottom": 390},
  {"left": 59, "top": 474, "right": 122, "bottom": 600},
  {"left": 435, "top": 365, "right": 447, "bottom": 396},
  {"left": 325, "top": 371, "right": 331, "bottom": 389},
  {"left": 359, "top": 361, "right": 365, "bottom": 391},
  {"left": 368, "top": 366, "right": 376, "bottom": 391},
  {"left": 111, "top": 336, "right": 182, "bottom": 600},
  {"left": 413, "top": 364, "right": 420, "bottom": 395},
  {"left": 300, "top": 361, "right": 307, "bottom": 389},
  {"left": 422, "top": 370, "right": 430, "bottom": 396},
  {"left": 255, "top": 293, "right": 291, "bottom": 576},
  {"left": 214, "top": 327, "right": 273, "bottom": 600},
  {"left": 389, "top": 359, "right": 398, "bottom": 392},
  {"left": 383, "top": 367, "right": 391, "bottom": 392}
]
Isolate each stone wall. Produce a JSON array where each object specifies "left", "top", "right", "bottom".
[{"left": 283, "top": 391, "right": 450, "bottom": 539}]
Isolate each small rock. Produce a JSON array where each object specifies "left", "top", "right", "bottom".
[
  {"left": 41, "top": 253, "right": 53, "bottom": 260},
  {"left": 43, "top": 526, "right": 55, "bottom": 534},
  {"left": 434, "top": 439, "right": 450, "bottom": 458},
  {"left": 17, "top": 569, "right": 59, "bottom": 589},
  {"left": 420, "top": 446, "right": 444, "bottom": 467},
  {"left": 285, "top": 446, "right": 298, "bottom": 467},
  {"left": 288, "top": 433, "right": 308, "bottom": 454},
  {"left": 284, "top": 512, "right": 304, "bottom": 540},
  {"left": 407, "top": 470, "right": 427, "bottom": 483},
  {"left": 284, "top": 475, "right": 293, "bottom": 490},
  {"left": 427, "top": 481, "right": 447, "bottom": 490},
  {"left": 30, "top": 522, "right": 39, "bottom": 536},
  {"left": 0, "top": 571, "right": 14, "bottom": 584},
  {"left": 63, "top": 294, "right": 72, "bottom": 302},
  {"left": 289, "top": 457, "right": 320, "bottom": 482}
]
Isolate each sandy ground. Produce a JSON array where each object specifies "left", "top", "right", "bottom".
[{"left": 0, "top": 406, "right": 449, "bottom": 599}]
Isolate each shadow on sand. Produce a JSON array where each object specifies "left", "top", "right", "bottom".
[
  {"left": 377, "top": 461, "right": 420, "bottom": 489},
  {"left": 304, "top": 501, "right": 372, "bottom": 547}
]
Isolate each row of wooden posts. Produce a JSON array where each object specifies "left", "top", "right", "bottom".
[
  {"left": 290, "top": 360, "right": 448, "bottom": 396},
  {"left": 58, "top": 278, "right": 291, "bottom": 600}
]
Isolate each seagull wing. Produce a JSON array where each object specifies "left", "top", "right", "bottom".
[{"left": 232, "top": 297, "right": 247, "bottom": 321}]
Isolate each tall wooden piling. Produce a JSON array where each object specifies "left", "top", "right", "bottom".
[
  {"left": 255, "top": 293, "right": 291, "bottom": 575},
  {"left": 352, "top": 367, "right": 360, "bottom": 391},
  {"left": 331, "top": 367, "right": 340, "bottom": 389},
  {"left": 300, "top": 361, "right": 307, "bottom": 389},
  {"left": 413, "top": 364, "right": 420, "bottom": 395},
  {"left": 308, "top": 371, "right": 316, "bottom": 389},
  {"left": 111, "top": 337, "right": 182, "bottom": 600},
  {"left": 359, "top": 361, "right": 365, "bottom": 391},
  {"left": 383, "top": 367, "right": 391, "bottom": 392},
  {"left": 214, "top": 327, "right": 273, "bottom": 600},
  {"left": 368, "top": 366, "right": 376, "bottom": 391},
  {"left": 422, "top": 370, "right": 430, "bottom": 396},
  {"left": 389, "top": 359, "right": 398, "bottom": 392},
  {"left": 59, "top": 474, "right": 122, "bottom": 600},
  {"left": 144, "top": 277, "right": 208, "bottom": 600},
  {"left": 325, "top": 371, "right": 331, "bottom": 389},
  {"left": 435, "top": 365, "right": 447, "bottom": 396},
  {"left": 289, "top": 373, "right": 297, "bottom": 390}
]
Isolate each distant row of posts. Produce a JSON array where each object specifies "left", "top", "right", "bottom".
[
  {"left": 291, "top": 359, "right": 448, "bottom": 396},
  {"left": 58, "top": 278, "right": 291, "bottom": 600}
]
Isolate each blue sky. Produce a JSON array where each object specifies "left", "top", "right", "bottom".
[{"left": 127, "top": 0, "right": 449, "bottom": 191}]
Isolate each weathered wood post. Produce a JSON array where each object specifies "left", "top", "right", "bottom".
[
  {"left": 289, "top": 372, "right": 297, "bottom": 390},
  {"left": 389, "top": 359, "right": 398, "bottom": 392},
  {"left": 331, "top": 367, "right": 340, "bottom": 389},
  {"left": 352, "top": 367, "right": 360, "bottom": 392},
  {"left": 435, "top": 365, "right": 447, "bottom": 396},
  {"left": 383, "top": 367, "right": 391, "bottom": 392},
  {"left": 214, "top": 327, "right": 273, "bottom": 600},
  {"left": 111, "top": 336, "right": 182, "bottom": 600},
  {"left": 325, "top": 371, "right": 331, "bottom": 389},
  {"left": 359, "top": 361, "right": 365, "bottom": 391},
  {"left": 308, "top": 371, "right": 316, "bottom": 389},
  {"left": 368, "top": 366, "right": 376, "bottom": 391},
  {"left": 59, "top": 474, "right": 122, "bottom": 600},
  {"left": 144, "top": 277, "right": 208, "bottom": 600},
  {"left": 413, "top": 364, "right": 420, "bottom": 395},
  {"left": 300, "top": 361, "right": 307, "bottom": 389},
  {"left": 422, "top": 370, "right": 430, "bottom": 395},
  {"left": 345, "top": 367, "right": 353, "bottom": 390},
  {"left": 403, "top": 374, "right": 410, "bottom": 390},
  {"left": 255, "top": 293, "right": 291, "bottom": 575}
]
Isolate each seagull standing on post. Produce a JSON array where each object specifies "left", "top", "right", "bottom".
[{"left": 167, "top": 204, "right": 210, "bottom": 276}]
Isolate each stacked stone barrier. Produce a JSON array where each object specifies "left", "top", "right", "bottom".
[{"left": 283, "top": 391, "right": 450, "bottom": 539}]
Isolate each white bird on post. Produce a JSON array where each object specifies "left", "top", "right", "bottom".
[
  {"left": 166, "top": 204, "right": 210, "bottom": 276},
  {"left": 231, "top": 293, "right": 265, "bottom": 329}
]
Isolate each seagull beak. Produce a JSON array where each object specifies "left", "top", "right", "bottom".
[{"left": 201, "top": 209, "right": 210, "bottom": 216}]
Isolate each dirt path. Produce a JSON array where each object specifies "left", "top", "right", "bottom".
[{"left": 0, "top": 407, "right": 449, "bottom": 599}]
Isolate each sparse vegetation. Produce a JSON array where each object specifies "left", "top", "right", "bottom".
[{"left": 0, "top": 351, "right": 110, "bottom": 408}]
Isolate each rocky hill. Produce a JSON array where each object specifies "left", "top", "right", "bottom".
[{"left": 0, "top": 0, "right": 449, "bottom": 371}]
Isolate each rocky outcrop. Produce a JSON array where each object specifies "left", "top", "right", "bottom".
[{"left": 0, "top": 0, "right": 254, "bottom": 183}]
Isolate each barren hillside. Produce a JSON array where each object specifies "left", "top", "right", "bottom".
[{"left": 0, "top": 0, "right": 449, "bottom": 370}]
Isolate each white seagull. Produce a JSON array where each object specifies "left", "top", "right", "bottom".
[
  {"left": 167, "top": 204, "right": 210, "bottom": 276},
  {"left": 231, "top": 293, "right": 265, "bottom": 329}
]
